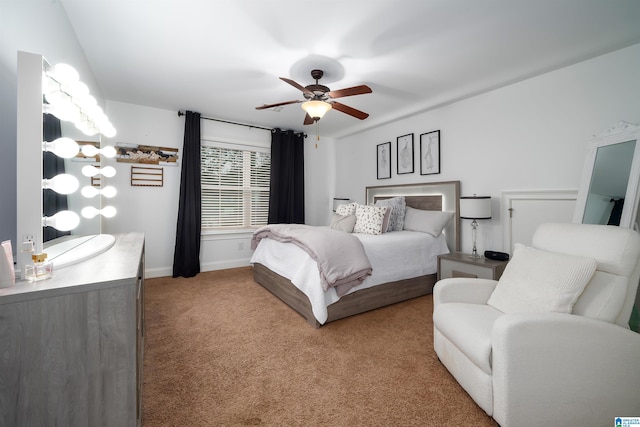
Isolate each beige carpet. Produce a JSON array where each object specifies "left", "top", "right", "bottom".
[{"left": 142, "top": 267, "right": 497, "bottom": 426}]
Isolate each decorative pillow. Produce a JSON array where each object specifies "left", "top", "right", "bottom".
[
  {"left": 402, "top": 207, "right": 454, "bottom": 237},
  {"left": 374, "top": 196, "right": 406, "bottom": 231},
  {"left": 487, "top": 244, "right": 598, "bottom": 314},
  {"left": 353, "top": 204, "right": 389, "bottom": 235},
  {"left": 336, "top": 202, "right": 357, "bottom": 216},
  {"left": 381, "top": 206, "right": 392, "bottom": 233},
  {"left": 330, "top": 214, "right": 356, "bottom": 233}
]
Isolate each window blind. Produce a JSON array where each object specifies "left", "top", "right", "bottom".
[{"left": 201, "top": 145, "right": 270, "bottom": 230}]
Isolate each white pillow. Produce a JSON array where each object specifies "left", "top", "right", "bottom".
[
  {"left": 374, "top": 196, "right": 406, "bottom": 231},
  {"left": 329, "top": 214, "right": 356, "bottom": 233},
  {"left": 353, "top": 204, "right": 389, "bottom": 235},
  {"left": 402, "top": 206, "right": 453, "bottom": 237},
  {"left": 336, "top": 202, "right": 357, "bottom": 216},
  {"left": 487, "top": 244, "right": 597, "bottom": 314}
]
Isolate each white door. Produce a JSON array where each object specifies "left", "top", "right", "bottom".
[{"left": 502, "top": 190, "right": 578, "bottom": 255}]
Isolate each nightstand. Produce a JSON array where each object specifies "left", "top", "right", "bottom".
[{"left": 437, "top": 252, "right": 508, "bottom": 281}]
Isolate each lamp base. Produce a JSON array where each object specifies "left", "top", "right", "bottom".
[{"left": 468, "top": 251, "right": 483, "bottom": 259}]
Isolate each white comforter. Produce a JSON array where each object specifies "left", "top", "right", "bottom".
[{"left": 250, "top": 229, "right": 449, "bottom": 324}]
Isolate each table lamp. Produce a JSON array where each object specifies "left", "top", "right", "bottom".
[{"left": 460, "top": 195, "right": 492, "bottom": 258}]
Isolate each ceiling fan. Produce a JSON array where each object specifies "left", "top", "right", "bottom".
[{"left": 256, "top": 69, "right": 372, "bottom": 125}]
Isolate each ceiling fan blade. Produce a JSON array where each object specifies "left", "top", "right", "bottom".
[
  {"left": 331, "top": 102, "right": 369, "bottom": 120},
  {"left": 303, "top": 113, "right": 315, "bottom": 125},
  {"left": 255, "top": 100, "right": 302, "bottom": 110},
  {"left": 327, "top": 85, "right": 372, "bottom": 99},
  {"left": 280, "top": 77, "right": 315, "bottom": 96}
]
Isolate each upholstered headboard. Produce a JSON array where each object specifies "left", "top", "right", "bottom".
[{"left": 365, "top": 181, "right": 461, "bottom": 252}]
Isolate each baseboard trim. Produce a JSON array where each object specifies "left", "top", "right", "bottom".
[{"left": 144, "top": 258, "right": 252, "bottom": 279}]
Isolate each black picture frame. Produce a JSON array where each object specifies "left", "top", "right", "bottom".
[
  {"left": 377, "top": 141, "right": 391, "bottom": 179},
  {"left": 420, "top": 130, "right": 441, "bottom": 175},
  {"left": 396, "top": 133, "right": 414, "bottom": 174}
]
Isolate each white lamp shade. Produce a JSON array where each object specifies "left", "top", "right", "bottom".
[
  {"left": 460, "top": 196, "right": 492, "bottom": 219},
  {"left": 301, "top": 100, "right": 332, "bottom": 119}
]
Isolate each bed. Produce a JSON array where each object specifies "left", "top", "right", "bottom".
[{"left": 251, "top": 181, "right": 460, "bottom": 327}]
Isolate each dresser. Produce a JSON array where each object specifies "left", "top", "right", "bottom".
[{"left": 0, "top": 232, "right": 145, "bottom": 427}]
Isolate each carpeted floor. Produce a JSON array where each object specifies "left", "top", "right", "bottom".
[{"left": 142, "top": 267, "right": 497, "bottom": 426}]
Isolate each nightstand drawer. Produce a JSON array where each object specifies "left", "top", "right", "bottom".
[
  {"left": 439, "top": 258, "right": 496, "bottom": 280},
  {"left": 437, "top": 252, "right": 508, "bottom": 281}
]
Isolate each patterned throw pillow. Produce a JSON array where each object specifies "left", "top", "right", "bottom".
[
  {"left": 336, "top": 202, "right": 357, "bottom": 216},
  {"left": 374, "top": 196, "right": 406, "bottom": 231},
  {"left": 353, "top": 204, "right": 389, "bottom": 235}
]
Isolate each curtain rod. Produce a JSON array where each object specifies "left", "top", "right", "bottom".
[{"left": 177, "top": 111, "right": 306, "bottom": 137}]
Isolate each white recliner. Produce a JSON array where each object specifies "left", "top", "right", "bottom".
[{"left": 433, "top": 222, "right": 640, "bottom": 427}]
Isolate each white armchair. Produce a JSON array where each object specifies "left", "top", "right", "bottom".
[{"left": 433, "top": 222, "right": 640, "bottom": 427}]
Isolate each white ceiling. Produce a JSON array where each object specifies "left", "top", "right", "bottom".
[{"left": 59, "top": 0, "right": 640, "bottom": 138}]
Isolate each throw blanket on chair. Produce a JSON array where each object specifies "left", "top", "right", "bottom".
[{"left": 251, "top": 224, "right": 372, "bottom": 296}]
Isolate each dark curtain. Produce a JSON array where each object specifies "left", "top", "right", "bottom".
[
  {"left": 42, "top": 113, "right": 70, "bottom": 242},
  {"left": 268, "top": 128, "right": 305, "bottom": 224},
  {"left": 608, "top": 198, "right": 624, "bottom": 226},
  {"left": 172, "top": 111, "right": 202, "bottom": 278}
]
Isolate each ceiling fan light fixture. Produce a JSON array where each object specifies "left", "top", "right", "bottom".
[{"left": 301, "top": 100, "right": 332, "bottom": 120}]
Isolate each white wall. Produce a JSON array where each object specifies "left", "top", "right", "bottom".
[
  {"left": 105, "top": 100, "right": 334, "bottom": 277},
  {"left": 334, "top": 43, "right": 640, "bottom": 255},
  {"left": 4, "top": 1, "right": 639, "bottom": 276}
]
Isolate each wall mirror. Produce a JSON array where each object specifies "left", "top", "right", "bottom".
[
  {"left": 17, "top": 51, "right": 117, "bottom": 268},
  {"left": 573, "top": 121, "right": 640, "bottom": 230}
]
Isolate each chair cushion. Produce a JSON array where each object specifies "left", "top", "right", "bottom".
[
  {"left": 532, "top": 222, "right": 640, "bottom": 277},
  {"left": 572, "top": 271, "right": 628, "bottom": 323},
  {"left": 433, "top": 303, "right": 504, "bottom": 374},
  {"left": 487, "top": 244, "right": 597, "bottom": 314}
]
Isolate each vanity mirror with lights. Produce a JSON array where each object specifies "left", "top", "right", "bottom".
[
  {"left": 573, "top": 121, "right": 640, "bottom": 230},
  {"left": 5, "top": 51, "right": 145, "bottom": 427},
  {"left": 16, "top": 51, "right": 118, "bottom": 269}
]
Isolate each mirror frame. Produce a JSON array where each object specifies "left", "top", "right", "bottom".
[
  {"left": 573, "top": 121, "right": 640, "bottom": 230},
  {"left": 17, "top": 51, "right": 108, "bottom": 257}
]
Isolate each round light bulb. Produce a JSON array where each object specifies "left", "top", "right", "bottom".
[
  {"left": 69, "top": 81, "right": 89, "bottom": 98},
  {"left": 82, "top": 165, "right": 100, "bottom": 177},
  {"left": 81, "top": 186, "right": 99, "bottom": 198},
  {"left": 80, "top": 185, "right": 117, "bottom": 198},
  {"left": 52, "top": 63, "right": 79, "bottom": 85},
  {"left": 101, "top": 186, "right": 117, "bottom": 198},
  {"left": 101, "top": 206, "right": 117, "bottom": 218},
  {"left": 101, "top": 166, "right": 116, "bottom": 178},
  {"left": 43, "top": 137, "right": 80, "bottom": 159},
  {"left": 102, "top": 125, "right": 117, "bottom": 138},
  {"left": 43, "top": 174, "right": 79, "bottom": 195},
  {"left": 81, "top": 144, "right": 99, "bottom": 157},
  {"left": 43, "top": 210, "right": 80, "bottom": 231},
  {"left": 81, "top": 206, "right": 100, "bottom": 219},
  {"left": 101, "top": 146, "right": 117, "bottom": 158}
]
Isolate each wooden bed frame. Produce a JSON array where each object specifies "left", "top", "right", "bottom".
[{"left": 252, "top": 181, "right": 461, "bottom": 327}]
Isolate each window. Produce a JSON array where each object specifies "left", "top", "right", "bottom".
[{"left": 201, "top": 143, "right": 270, "bottom": 230}]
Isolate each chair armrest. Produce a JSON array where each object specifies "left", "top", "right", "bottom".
[
  {"left": 433, "top": 277, "right": 498, "bottom": 308},
  {"left": 491, "top": 313, "right": 640, "bottom": 427}
]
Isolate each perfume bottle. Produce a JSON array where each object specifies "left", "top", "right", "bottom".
[
  {"left": 20, "top": 240, "right": 35, "bottom": 281},
  {"left": 25, "top": 253, "right": 53, "bottom": 282}
]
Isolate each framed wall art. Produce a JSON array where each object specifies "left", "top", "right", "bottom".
[
  {"left": 377, "top": 141, "right": 391, "bottom": 179},
  {"left": 397, "top": 133, "right": 414, "bottom": 174},
  {"left": 420, "top": 130, "right": 440, "bottom": 175}
]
